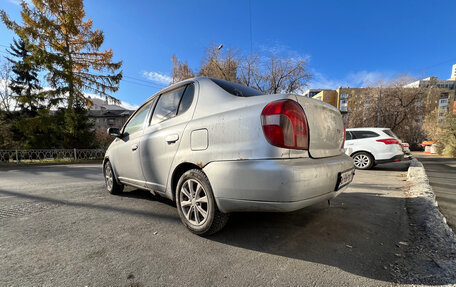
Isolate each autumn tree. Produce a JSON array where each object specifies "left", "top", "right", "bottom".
[
  {"left": 1, "top": 0, "right": 121, "bottom": 147},
  {"left": 170, "top": 55, "right": 194, "bottom": 84}
]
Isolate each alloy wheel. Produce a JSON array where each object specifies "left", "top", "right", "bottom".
[
  {"left": 179, "top": 179, "right": 209, "bottom": 226},
  {"left": 354, "top": 154, "right": 370, "bottom": 169},
  {"left": 105, "top": 164, "right": 113, "bottom": 191}
]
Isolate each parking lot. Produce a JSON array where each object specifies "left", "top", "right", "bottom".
[{"left": 0, "top": 161, "right": 454, "bottom": 286}]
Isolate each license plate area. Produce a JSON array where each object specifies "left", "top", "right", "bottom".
[{"left": 335, "top": 168, "right": 355, "bottom": 191}]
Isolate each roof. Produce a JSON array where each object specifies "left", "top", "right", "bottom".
[
  {"left": 88, "top": 109, "right": 134, "bottom": 118},
  {"left": 346, "top": 127, "right": 389, "bottom": 131}
]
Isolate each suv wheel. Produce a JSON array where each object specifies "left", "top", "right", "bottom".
[
  {"left": 104, "top": 161, "right": 124, "bottom": 194},
  {"left": 176, "top": 169, "right": 229, "bottom": 236},
  {"left": 352, "top": 152, "right": 374, "bottom": 170}
]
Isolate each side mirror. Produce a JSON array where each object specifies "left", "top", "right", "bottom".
[{"left": 107, "top": 127, "right": 122, "bottom": 138}]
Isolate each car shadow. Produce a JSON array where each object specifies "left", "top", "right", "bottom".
[
  {"left": 207, "top": 192, "right": 455, "bottom": 286},
  {"left": 118, "top": 188, "right": 176, "bottom": 208},
  {"left": 372, "top": 161, "right": 411, "bottom": 171}
]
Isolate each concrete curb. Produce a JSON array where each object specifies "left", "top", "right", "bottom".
[{"left": 407, "top": 158, "right": 456, "bottom": 239}]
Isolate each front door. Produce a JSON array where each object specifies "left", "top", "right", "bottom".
[
  {"left": 140, "top": 83, "right": 196, "bottom": 193},
  {"left": 110, "top": 100, "right": 154, "bottom": 187}
]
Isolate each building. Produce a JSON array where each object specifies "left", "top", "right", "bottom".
[
  {"left": 87, "top": 96, "right": 134, "bottom": 130},
  {"left": 309, "top": 65, "right": 456, "bottom": 118},
  {"left": 303, "top": 89, "right": 325, "bottom": 98},
  {"left": 404, "top": 64, "right": 456, "bottom": 89},
  {"left": 311, "top": 90, "right": 338, "bottom": 107},
  {"left": 89, "top": 109, "right": 134, "bottom": 130},
  {"left": 311, "top": 87, "right": 371, "bottom": 112}
]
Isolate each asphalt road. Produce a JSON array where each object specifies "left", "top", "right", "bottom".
[
  {"left": 414, "top": 153, "right": 456, "bottom": 230},
  {"left": 0, "top": 161, "right": 452, "bottom": 286}
]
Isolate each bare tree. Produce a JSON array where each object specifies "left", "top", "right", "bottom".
[
  {"left": 238, "top": 53, "right": 260, "bottom": 87},
  {"left": 348, "top": 76, "right": 427, "bottom": 148},
  {"left": 0, "top": 59, "right": 17, "bottom": 112},
  {"left": 170, "top": 44, "right": 312, "bottom": 94},
  {"left": 170, "top": 55, "right": 194, "bottom": 84},
  {"left": 261, "top": 56, "right": 311, "bottom": 94}
]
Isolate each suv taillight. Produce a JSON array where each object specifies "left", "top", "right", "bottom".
[
  {"left": 261, "top": 99, "right": 309, "bottom": 150},
  {"left": 376, "top": 138, "right": 400, "bottom": 145}
]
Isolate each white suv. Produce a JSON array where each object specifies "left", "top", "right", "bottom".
[{"left": 345, "top": 128, "right": 404, "bottom": 169}]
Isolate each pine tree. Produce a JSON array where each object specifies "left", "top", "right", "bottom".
[{"left": 7, "top": 38, "right": 42, "bottom": 112}]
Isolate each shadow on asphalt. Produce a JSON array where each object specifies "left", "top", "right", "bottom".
[
  {"left": 0, "top": 188, "right": 178, "bottom": 223},
  {"left": 209, "top": 192, "right": 455, "bottom": 285},
  {"left": 0, "top": 164, "right": 102, "bottom": 181},
  {"left": 372, "top": 160, "right": 411, "bottom": 171},
  {"left": 2, "top": 159, "right": 452, "bottom": 285}
]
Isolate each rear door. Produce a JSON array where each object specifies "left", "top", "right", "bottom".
[
  {"left": 348, "top": 130, "right": 382, "bottom": 157},
  {"left": 140, "top": 83, "right": 196, "bottom": 192}
]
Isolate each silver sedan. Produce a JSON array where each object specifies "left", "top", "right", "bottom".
[{"left": 103, "top": 77, "right": 355, "bottom": 235}]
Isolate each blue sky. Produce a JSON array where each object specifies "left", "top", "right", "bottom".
[{"left": 1, "top": 0, "right": 456, "bottom": 108}]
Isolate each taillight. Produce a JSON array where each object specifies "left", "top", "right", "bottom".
[
  {"left": 342, "top": 125, "right": 346, "bottom": 149},
  {"left": 376, "top": 138, "right": 400, "bottom": 145},
  {"left": 261, "top": 99, "right": 309, "bottom": 150}
]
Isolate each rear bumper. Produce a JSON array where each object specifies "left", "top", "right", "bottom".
[
  {"left": 203, "top": 153, "right": 354, "bottom": 213},
  {"left": 375, "top": 154, "right": 404, "bottom": 164}
]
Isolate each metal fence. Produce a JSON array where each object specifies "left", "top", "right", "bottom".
[{"left": 0, "top": 149, "right": 105, "bottom": 163}]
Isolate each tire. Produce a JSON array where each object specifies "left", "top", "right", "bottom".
[
  {"left": 176, "top": 169, "right": 229, "bottom": 236},
  {"left": 104, "top": 161, "right": 124, "bottom": 194},
  {"left": 352, "top": 152, "right": 374, "bottom": 170}
]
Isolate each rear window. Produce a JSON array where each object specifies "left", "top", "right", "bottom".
[
  {"left": 351, "top": 130, "right": 380, "bottom": 139},
  {"left": 211, "top": 78, "right": 263, "bottom": 97},
  {"left": 383, "top": 129, "right": 399, "bottom": 139}
]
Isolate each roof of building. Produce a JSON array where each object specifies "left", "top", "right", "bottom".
[{"left": 88, "top": 109, "right": 134, "bottom": 118}]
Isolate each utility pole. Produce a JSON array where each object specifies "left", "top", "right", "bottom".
[{"left": 377, "top": 86, "right": 382, "bottom": 127}]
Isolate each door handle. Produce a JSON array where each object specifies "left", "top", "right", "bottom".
[
  {"left": 131, "top": 144, "right": 138, "bottom": 151},
  {"left": 165, "top": 134, "right": 179, "bottom": 143}
]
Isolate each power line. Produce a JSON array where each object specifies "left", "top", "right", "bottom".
[
  {"left": 121, "top": 79, "right": 163, "bottom": 89},
  {"left": 248, "top": 0, "right": 253, "bottom": 53},
  {"left": 123, "top": 75, "right": 165, "bottom": 88},
  {"left": 420, "top": 57, "right": 456, "bottom": 72}
]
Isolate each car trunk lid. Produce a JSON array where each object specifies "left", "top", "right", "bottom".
[{"left": 292, "top": 95, "right": 345, "bottom": 158}]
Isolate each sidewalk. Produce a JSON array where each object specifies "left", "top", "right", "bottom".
[{"left": 413, "top": 152, "right": 456, "bottom": 231}]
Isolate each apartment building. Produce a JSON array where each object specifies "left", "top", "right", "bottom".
[{"left": 310, "top": 65, "right": 456, "bottom": 117}]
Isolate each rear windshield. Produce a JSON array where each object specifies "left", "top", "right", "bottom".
[
  {"left": 383, "top": 129, "right": 399, "bottom": 139},
  {"left": 211, "top": 78, "right": 263, "bottom": 97}
]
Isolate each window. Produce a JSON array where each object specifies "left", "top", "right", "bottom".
[
  {"left": 346, "top": 131, "right": 353, "bottom": 141},
  {"left": 382, "top": 129, "right": 398, "bottom": 139},
  {"left": 351, "top": 130, "right": 380, "bottom": 139},
  {"left": 211, "top": 78, "right": 262, "bottom": 97},
  {"left": 123, "top": 101, "right": 153, "bottom": 135},
  {"left": 177, "top": 84, "right": 194, "bottom": 115},
  {"left": 151, "top": 86, "right": 186, "bottom": 125}
]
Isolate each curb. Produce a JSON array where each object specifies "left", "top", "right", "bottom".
[
  {"left": 407, "top": 158, "right": 456, "bottom": 239},
  {"left": 0, "top": 160, "right": 103, "bottom": 168},
  {"left": 406, "top": 158, "right": 456, "bottom": 279}
]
